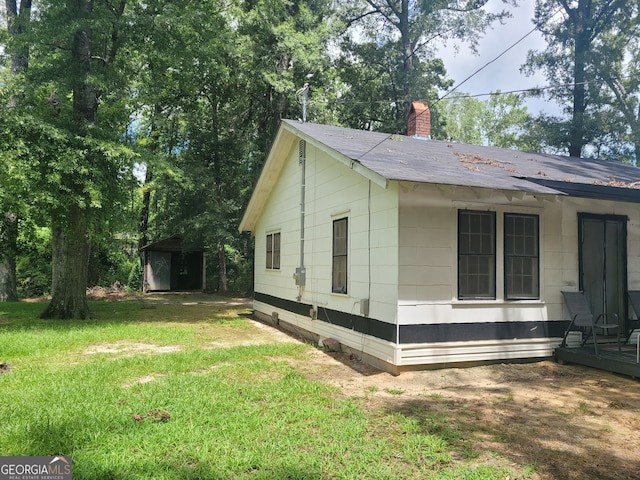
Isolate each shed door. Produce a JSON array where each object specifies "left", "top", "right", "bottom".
[
  {"left": 579, "top": 214, "right": 627, "bottom": 333},
  {"left": 171, "top": 252, "right": 203, "bottom": 291},
  {"left": 147, "top": 251, "right": 172, "bottom": 291}
]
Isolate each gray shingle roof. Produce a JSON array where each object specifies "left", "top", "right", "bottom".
[{"left": 283, "top": 119, "right": 640, "bottom": 200}]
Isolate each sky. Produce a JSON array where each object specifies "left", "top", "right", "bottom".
[{"left": 436, "top": 1, "right": 562, "bottom": 117}]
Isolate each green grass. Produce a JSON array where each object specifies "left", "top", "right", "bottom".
[{"left": 0, "top": 298, "right": 514, "bottom": 479}]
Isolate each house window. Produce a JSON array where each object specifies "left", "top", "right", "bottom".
[
  {"left": 332, "top": 218, "right": 348, "bottom": 293},
  {"left": 458, "top": 210, "right": 496, "bottom": 299},
  {"left": 504, "top": 213, "right": 539, "bottom": 299},
  {"left": 266, "top": 232, "right": 280, "bottom": 270}
]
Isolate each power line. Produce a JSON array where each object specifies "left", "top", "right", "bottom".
[
  {"left": 436, "top": 7, "right": 564, "bottom": 104},
  {"left": 437, "top": 28, "right": 540, "bottom": 103},
  {"left": 304, "top": 6, "right": 615, "bottom": 111},
  {"left": 308, "top": 79, "right": 593, "bottom": 107},
  {"left": 320, "top": 7, "right": 573, "bottom": 158},
  {"left": 445, "top": 81, "right": 589, "bottom": 100}
]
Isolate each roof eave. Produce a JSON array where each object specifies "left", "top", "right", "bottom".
[
  {"left": 526, "top": 178, "right": 640, "bottom": 204},
  {"left": 282, "top": 120, "right": 389, "bottom": 189},
  {"left": 239, "top": 126, "right": 296, "bottom": 233},
  {"left": 239, "top": 121, "right": 389, "bottom": 233}
]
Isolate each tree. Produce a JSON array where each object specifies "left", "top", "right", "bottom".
[
  {"left": 481, "top": 92, "right": 533, "bottom": 149},
  {"left": 237, "top": 0, "right": 336, "bottom": 141},
  {"left": 129, "top": 0, "right": 246, "bottom": 292},
  {"left": 41, "top": 0, "right": 136, "bottom": 318},
  {"left": 338, "top": 0, "right": 515, "bottom": 131},
  {"left": 523, "top": 0, "right": 639, "bottom": 158},
  {"left": 0, "top": 0, "right": 138, "bottom": 317},
  {"left": 129, "top": 0, "right": 335, "bottom": 293},
  {"left": 438, "top": 91, "right": 534, "bottom": 149},
  {"left": 438, "top": 93, "right": 484, "bottom": 144},
  {"left": 590, "top": 15, "right": 640, "bottom": 164},
  {"left": 334, "top": 40, "right": 451, "bottom": 134},
  {"left": 4, "top": 0, "right": 31, "bottom": 76},
  {"left": 0, "top": 0, "right": 32, "bottom": 302},
  {"left": 0, "top": 214, "right": 18, "bottom": 302}
]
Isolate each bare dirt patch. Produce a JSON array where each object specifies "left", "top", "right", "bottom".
[
  {"left": 83, "top": 341, "right": 181, "bottom": 356},
  {"left": 109, "top": 293, "right": 639, "bottom": 479},
  {"left": 87, "top": 284, "right": 128, "bottom": 300},
  {"left": 139, "top": 292, "right": 253, "bottom": 308},
  {"left": 122, "top": 373, "right": 166, "bottom": 388},
  {"left": 291, "top": 346, "right": 640, "bottom": 480},
  {"left": 205, "top": 319, "right": 300, "bottom": 349}
]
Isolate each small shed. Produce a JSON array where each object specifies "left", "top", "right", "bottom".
[{"left": 140, "top": 235, "right": 206, "bottom": 292}]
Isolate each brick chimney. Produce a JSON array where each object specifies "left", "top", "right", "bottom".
[{"left": 407, "top": 101, "right": 431, "bottom": 139}]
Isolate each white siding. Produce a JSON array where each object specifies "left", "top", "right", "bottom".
[
  {"left": 253, "top": 139, "right": 400, "bottom": 351},
  {"left": 254, "top": 300, "right": 398, "bottom": 366},
  {"left": 393, "top": 183, "right": 640, "bottom": 367},
  {"left": 251, "top": 135, "right": 640, "bottom": 370},
  {"left": 253, "top": 143, "right": 301, "bottom": 296},
  {"left": 397, "top": 183, "right": 549, "bottom": 326},
  {"left": 303, "top": 143, "right": 399, "bottom": 319},
  {"left": 397, "top": 338, "right": 558, "bottom": 366}
]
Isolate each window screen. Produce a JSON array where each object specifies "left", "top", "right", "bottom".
[
  {"left": 332, "top": 218, "right": 348, "bottom": 293},
  {"left": 266, "top": 232, "right": 280, "bottom": 270},
  {"left": 458, "top": 210, "right": 496, "bottom": 299},
  {"left": 504, "top": 214, "right": 539, "bottom": 299}
]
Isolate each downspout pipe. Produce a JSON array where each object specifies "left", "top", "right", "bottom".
[
  {"left": 295, "top": 140, "right": 307, "bottom": 300},
  {"left": 300, "top": 144, "right": 306, "bottom": 269},
  {"left": 295, "top": 84, "right": 309, "bottom": 300}
]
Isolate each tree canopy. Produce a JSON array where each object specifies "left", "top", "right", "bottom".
[
  {"left": 523, "top": 0, "right": 640, "bottom": 160},
  {"left": 2, "top": 0, "right": 639, "bottom": 314},
  {"left": 439, "top": 91, "right": 535, "bottom": 150}
]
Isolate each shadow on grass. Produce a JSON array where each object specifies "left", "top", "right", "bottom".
[
  {"left": 23, "top": 419, "right": 324, "bottom": 480},
  {"left": 17, "top": 389, "right": 326, "bottom": 480},
  {"left": 0, "top": 296, "right": 253, "bottom": 332},
  {"left": 382, "top": 367, "right": 640, "bottom": 480},
  {"left": 76, "top": 462, "right": 325, "bottom": 480}
]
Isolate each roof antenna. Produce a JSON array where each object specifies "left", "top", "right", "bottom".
[{"left": 296, "top": 83, "right": 310, "bottom": 122}]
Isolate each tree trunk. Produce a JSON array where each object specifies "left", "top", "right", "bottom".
[
  {"left": 245, "top": 238, "right": 254, "bottom": 294},
  {"left": 40, "top": 0, "right": 95, "bottom": 319},
  {"left": 399, "top": 0, "right": 414, "bottom": 132},
  {"left": 218, "top": 240, "right": 228, "bottom": 293},
  {"left": 138, "top": 168, "right": 153, "bottom": 255},
  {"left": 568, "top": 4, "right": 589, "bottom": 158},
  {"left": 138, "top": 106, "right": 162, "bottom": 262},
  {"left": 1, "top": 0, "right": 32, "bottom": 301},
  {"left": 49, "top": 225, "right": 64, "bottom": 298},
  {"left": 138, "top": 167, "right": 152, "bottom": 292},
  {"left": 40, "top": 207, "right": 91, "bottom": 319},
  {"left": 569, "top": 41, "right": 587, "bottom": 157},
  {"left": 5, "top": 0, "right": 32, "bottom": 75},
  {"left": 0, "top": 214, "right": 18, "bottom": 302}
]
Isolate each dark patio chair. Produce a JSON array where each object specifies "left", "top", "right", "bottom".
[
  {"left": 560, "top": 291, "right": 620, "bottom": 355},
  {"left": 626, "top": 290, "right": 640, "bottom": 344}
]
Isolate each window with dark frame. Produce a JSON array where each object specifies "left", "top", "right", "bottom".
[
  {"left": 458, "top": 210, "right": 496, "bottom": 299},
  {"left": 266, "top": 232, "right": 280, "bottom": 270},
  {"left": 504, "top": 213, "right": 539, "bottom": 299},
  {"left": 332, "top": 218, "right": 348, "bottom": 293}
]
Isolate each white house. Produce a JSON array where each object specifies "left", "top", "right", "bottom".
[{"left": 239, "top": 102, "right": 640, "bottom": 374}]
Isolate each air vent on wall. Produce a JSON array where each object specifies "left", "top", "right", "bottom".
[{"left": 299, "top": 140, "right": 306, "bottom": 165}]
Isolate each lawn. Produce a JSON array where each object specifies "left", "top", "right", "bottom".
[{"left": 0, "top": 296, "right": 518, "bottom": 479}]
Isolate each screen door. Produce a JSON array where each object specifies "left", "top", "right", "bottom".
[{"left": 578, "top": 213, "right": 627, "bottom": 333}]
